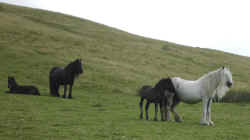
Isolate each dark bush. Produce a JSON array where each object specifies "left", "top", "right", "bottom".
[{"left": 214, "top": 90, "right": 250, "bottom": 103}]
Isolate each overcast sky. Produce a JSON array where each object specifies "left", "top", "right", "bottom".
[{"left": 1, "top": 0, "right": 250, "bottom": 57}]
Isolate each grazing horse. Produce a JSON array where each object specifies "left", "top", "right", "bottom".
[
  {"left": 170, "top": 67, "right": 233, "bottom": 125},
  {"left": 138, "top": 78, "right": 176, "bottom": 121},
  {"left": 6, "top": 76, "right": 40, "bottom": 95},
  {"left": 49, "top": 59, "right": 83, "bottom": 98}
]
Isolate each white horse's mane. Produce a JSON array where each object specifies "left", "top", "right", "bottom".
[{"left": 198, "top": 67, "right": 232, "bottom": 98}]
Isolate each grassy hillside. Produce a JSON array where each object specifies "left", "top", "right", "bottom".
[{"left": 0, "top": 3, "right": 250, "bottom": 140}]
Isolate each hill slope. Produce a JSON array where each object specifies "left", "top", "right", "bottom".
[
  {"left": 1, "top": 3, "right": 250, "bottom": 94},
  {"left": 0, "top": 3, "right": 250, "bottom": 140}
]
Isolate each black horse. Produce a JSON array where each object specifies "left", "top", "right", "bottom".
[
  {"left": 138, "top": 78, "right": 176, "bottom": 121},
  {"left": 6, "top": 76, "right": 40, "bottom": 95},
  {"left": 49, "top": 59, "right": 83, "bottom": 98}
]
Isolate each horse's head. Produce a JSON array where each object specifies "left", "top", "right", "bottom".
[
  {"left": 8, "top": 76, "right": 17, "bottom": 88},
  {"left": 74, "top": 59, "right": 83, "bottom": 75},
  {"left": 155, "top": 77, "right": 176, "bottom": 95},
  {"left": 222, "top": 67, "right": 233, "bottom": 88}
]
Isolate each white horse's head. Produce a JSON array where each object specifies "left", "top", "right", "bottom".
[
  {"left": 221, "top": 66, "right": 233, "bottom": 88},
  {"left": 216, "top": 67, "right": 233, "bottom": 98}
]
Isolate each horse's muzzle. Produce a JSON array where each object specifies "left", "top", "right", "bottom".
[{"left": 226, "top": 81, "right": 233, "bottom": 88}]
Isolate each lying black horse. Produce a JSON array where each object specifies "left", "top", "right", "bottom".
[
  {"left": 49, "top": 59, "right": 83, "bottom": 98},
  {"left": 6, "top": 76, "right": 40, "bottom": 95},
  {"left": 138, "top": 78, "right": 176, "bottom": 121}
]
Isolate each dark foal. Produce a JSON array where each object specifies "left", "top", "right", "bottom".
[
  {"left": 49, "top": 59, "right": 83, "bottom": 98},
  {"left": 6, "top": 76, "right": 40, "bottom": 95},
  {"left": 138, "top": 78, "right": 176, "bottom": 121}
]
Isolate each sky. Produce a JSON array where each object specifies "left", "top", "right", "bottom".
[{"left": 1, "top": 0, "right": 250, "bottom": 57}]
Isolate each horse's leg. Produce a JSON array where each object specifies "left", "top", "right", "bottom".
[
  {"left": 207, "top": 98, "right": 214, "bottom": 126},
  {"left": 154, "top": 103, "right": 158, "bottom": 121},
  {"left": 63, "top": 84, "right": 67, "bottom": 98},
  {"left": 200, "top": 97, "right": 210, "bottom": 125},
  {"left": 49, "top": 77, "right": 55, "bottom": 96},
  {"left": 139, "top": 98, "right": 144, "bottom": 119},
  {"left": 50, "top": 79, "right": 57, "bottom": 96},
  {"left": 145, "top": 101, "right": 150, "bottom": 120},
  {"left": 55, "top": 83, "right": 60, "bottom": 97},
  {"left": 171, "top": 99, "right": 182, "bottom": 122},
  {"left": 166, "top": 104, "right": 171, "bottom": 121},
  {"left": 160, "top": 102, "right": 165, "bottom": 121},
  {"left": 68, "top": 84, "right": 73, "bottom": 99}
]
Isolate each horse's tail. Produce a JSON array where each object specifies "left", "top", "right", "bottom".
[
  {"left": 137, "top": 85, "right": 152, "bottom": 97},
  {"left": 49, "top": 67, "right": 57, "bottom": 96},
  {"left": 49, "top": 76, "right": 55, "bottom": 96},
  {"left": 36, "top": 88, "right": 40, "bottom": 96}
]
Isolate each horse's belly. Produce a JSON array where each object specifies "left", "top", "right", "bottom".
[{"left": 176, "top": 88, "right": 202, "bottom": 104}]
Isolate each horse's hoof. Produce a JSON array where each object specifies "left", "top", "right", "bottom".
[
  {"left": 209, "top": 121, "right": 215, "bottom": 126},
  {"left": 68, "top": 96, "right": 72, "bottom": 99},
  {"left": 62, "top": 95, "right": 66, "bottom": 98},
  {"left": 175, "top": 119, "right": 183, "bottom": 123},
  {"left": 175, "top": 116, "right": 183, "bottom": 123},
  {"left": 154, "top": 118, "right": 158, "bottom": 121},
  {"left": 200, "top": 121, "right": 210, "bottom": 126}
]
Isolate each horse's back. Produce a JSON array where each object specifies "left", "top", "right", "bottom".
[
  {"left": 172, "top": 77, "right": 202, "bottom": 104},
  {"left": 137, "top": 85, "right": 152, "bottom": 97},
  {"left": 9, "top": 85, "right": 40, "bottom": 95},
  {"left": 50, "top": 67, "right": 64, "bottom": 76}
]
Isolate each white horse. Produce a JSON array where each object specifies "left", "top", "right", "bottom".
[{"left": 170, "top": 67, "right": 233, "bottom": 125}]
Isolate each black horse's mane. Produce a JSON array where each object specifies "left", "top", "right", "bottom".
[
  {"left": 65, "top": 59, "right": 82, "bottom": 76},
  {"left": 154, "top": 78, "right": 176, "bottom": 94}
]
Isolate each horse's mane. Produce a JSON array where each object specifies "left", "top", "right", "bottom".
[
  {"left": 214, "top": 67, "right": 232, "bottom": 98},
  {"left": 198, "top": 67, "right": 231, "bottom": 98},
  {"left": 65, "top": 59, "right": 83, "bottom": 76},
  {"left": 154, "top": 78, "right": 176, "bottom": 94}
]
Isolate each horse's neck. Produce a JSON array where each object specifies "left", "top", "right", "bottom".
[
  {"left": 65, "top": 64, "right": 75, "bottom": 74},
  {"left": 10, "top": 81, "right": 18, "bottom": 88},
  {"left": 198, "top": 70, "right": 222, "bottom": 90}
]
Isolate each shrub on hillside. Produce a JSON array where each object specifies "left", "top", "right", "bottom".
[{"left": 213, "top": 90, "right": 250, "bottom": 103}]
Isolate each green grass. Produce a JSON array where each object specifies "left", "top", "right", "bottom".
[
  {"left": 0, "top": 3, "right": 250, "bottom": 140},
  {"left": 1, "top": 90, "right": 250, "bottom": 140}
]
